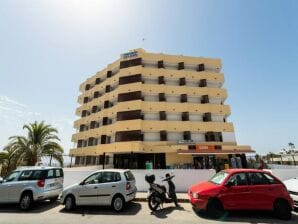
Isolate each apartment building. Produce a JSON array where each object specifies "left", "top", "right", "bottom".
[{"left": 70, "top": 48, "right": 254, "bottom": 170}]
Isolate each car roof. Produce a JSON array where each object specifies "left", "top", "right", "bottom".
[
  {"left": 15, "top": 166, "right": 62, "bottom": 171},
  {"left": 91, "top": 169, "right": 131, "bottom": 173},
  {"left": 224, "top": 169, "right": 271, "bottom": 174}
]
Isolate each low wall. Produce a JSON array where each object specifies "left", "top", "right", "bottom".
[{"left": 63, "top": 169, "right": 216, "bottom": 193}]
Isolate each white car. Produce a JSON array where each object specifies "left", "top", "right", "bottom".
[
  {"left": 60, "top": 169, "right": 137, "bottom": 212},
  {"left": 284, "top": 177, "right": 298, "bottom": 211}
]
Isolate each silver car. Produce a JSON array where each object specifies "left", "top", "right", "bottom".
[
  {"left": 60, "top": 169, "right": 137, "bottom": 212},
  {"left": 0, "top": 166, "right": 64, "bottom": 210}
]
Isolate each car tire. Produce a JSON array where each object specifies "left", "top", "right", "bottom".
[
  {"left": 64, "top": 195, "right": 75, "bottom": 211},
  {"left": 50, "top": 196, "right": 59, "bottom": 202},
  {"left": 206, "top": 198, "right": 224, "bottom": 219},
  {"left": 112, "top": 195, "right": 125, "bottom": 212},
  {"left": 20, "top": 193, "right": 33, "bottom": 211},
  {"left": 274, "top": 199, "right": 292, "bottom": 220},
  {"left": 148, "top": 195, "right": 160, "bottom": 212}
]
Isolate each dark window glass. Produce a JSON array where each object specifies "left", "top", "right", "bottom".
[
  {"left": 83, "top": 97, "right": 89, "bottom": 104},
  {"left": 181, "top": 94, "right": 187, "bottom": 103},
  {"left": 124, "top": 171, "right": 135, "bottom": 181},
  {"left": 102, "top": 172, "right": 121, "bottom": 183},
  {"left": 248, "top": 172, "right": 270, "bottom": 185},
  {"left": 95, "top": 78, "right": 101, "bottom": 85},
  {"left": 158, "top": 60, "right": 164, "bottom": 68},
  {"left": 178, "top": 62, "right": 184, "bottom": 70},
  {"left": 102, "top": 117, "right": 108, "bottom": 126},
  {"left": 94, "top": 91, "right": 100, "bottom": 98},
  {"left": 158, "top": 76, "right": 165, "bottom": 84},
  {"left": 119, "top": 74, "right": 141, "bottom": 85},
  {"left": 82, "top": 110, "right": 88, "bottom": 117},
  {"left": 199, "top": 79, "right": 207, "bottom": 87},
  {"left": 183, "top": 131, "right": 191, "bottom": 140},
  {"left": 203, "top": 112, "right": 212, "bottom": 122},
  {"left": 115, "top": 130, "right": 142, "bottom": 142},
  {"left": 85, "top": 84, "right": 90, "bottom": 91},
  {"left": 104, "top": 100, "right": 110, "bottom": 108},
  {"left": 120, "top": 58, "right": 142, "bottom": 69},
  {"left": 205, "top": 132, "right": 222, "bottom": 142},
  {"left": 77, "top": 140, "right": 83, "bottom": 148},
  {"left": 179, "top": 77, "right": 186, "bottom": 86},
  {"left": 105, "top": 85, "right": 111, "bottom": 93},
  {"left": 227, "top": 173, "right": 248, "bottom": 186},
  {"left": 107, "top": 70, "right": 112, "bottom": 78},
  {"left": 197, "top": 63, "right": 205, "bottom": 71},
  {"left": 159, "top": 93, "right": 166, "bottom": 102},
  {"left": 159, "top": 111, "right": 166, "bottom": 120},
  {"left": 90, "top": 121, "right": 96, "bottom": 129},
  {"left": 92, "top": 106, "right": 98, "bottom": 113},
  {"left": 79, "top": 125, "right": 85, "bottom": 132},
  {"left": 201, "top": 95, "right": 209, "bottom": 104},
  {"left": 101, "top": 135, "right": 107, "bottom": 144},
  {"left": 182, "top": 112, "right": 189, "bottom": 121},
  {"left": 118, "top": 91, "right": 142, "bottom": 102},
  {"left": 117, "top": 110, "right": 141, "bottom": 121},
  {"left": 18, "top": 170, "right": 46, "bottom": 181},
  {"left": 160, "top": 131, "right": 167, "bottom": 141}
]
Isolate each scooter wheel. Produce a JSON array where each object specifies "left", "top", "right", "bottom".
[{"left": 148, "top": 195, "right": 160, "bottom": 211}]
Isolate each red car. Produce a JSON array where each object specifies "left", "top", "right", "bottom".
[{"left": 188, "top": 169, "right": 294, "bottom": 220}]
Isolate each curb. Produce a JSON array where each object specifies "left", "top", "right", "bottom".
[{"left": 133, "top": 197, "right": 189, "bottom": 203}]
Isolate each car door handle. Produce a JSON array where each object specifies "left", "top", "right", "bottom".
[
  {"left": 94, "top": 186, "right": 98, "bottom": 189},
  {"left": 112, "top": 185, "right": 116, "bottom": 187}
]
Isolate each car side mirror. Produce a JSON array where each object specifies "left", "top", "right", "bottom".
[{"left": 79, "top": 181, "right": 85, "bottom": 185}]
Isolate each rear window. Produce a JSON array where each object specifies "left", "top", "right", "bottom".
[
  {"left": 124, "top": 171, "right": 135, "bottom": 181},
  {"left": 46, "top": 169, "right": 64, "bottom": 179},
  {"left": 55, "top": 169, "right": 63, "bottom": 178},
  {"left": 18, "top": 170, "right": 46, "bottom": 181}
]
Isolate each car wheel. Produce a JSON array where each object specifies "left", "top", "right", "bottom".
[
  {"left": 112, "top": 195, "right": 125, "bottom": 212},
  {"left": 20, "top": 193, "right": 33, "bottom": 211},
  {"left": 65, "top": 195, "right": 75, "bottom": 211},
  {"left": 50, "top": 196, "right": 59, "bottom": 202},
  {"left": 148, "top": 195, "right": 160, "bottom": 212},
  {"left": 274, "top": 200, "right": 292, "bottom": 220},
  {"left": 206, "top": 198, "right": 224, "bottom": 219}
]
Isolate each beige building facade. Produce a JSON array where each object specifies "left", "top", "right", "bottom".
[{"left": 70, "top": 49, "right": 254, "bottom": 170}]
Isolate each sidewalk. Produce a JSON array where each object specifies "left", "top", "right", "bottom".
[{"left": 134, "top": 192, "right": 189, "bottom": 203}]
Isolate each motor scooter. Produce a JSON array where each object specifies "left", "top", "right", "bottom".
[{"left": 145, "top": 173, "right": 178, "bottom": 211}]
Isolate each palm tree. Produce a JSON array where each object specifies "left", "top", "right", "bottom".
[
  {"left": 8, "top": 121, "right": 64, "bottom": 166},
  {"left": 0, "top": 146, "right": 21, "bottom": 176},
  {"left": 288, "top": 142, "right": 295, "bottom": 149}
]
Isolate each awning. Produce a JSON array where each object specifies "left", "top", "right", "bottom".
[{"left": 177, "top": 149, "right": 255, "bottom": 155}]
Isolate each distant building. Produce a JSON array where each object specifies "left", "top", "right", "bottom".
[{"left": 70, "top": 49, "right": 254, "bottom": 170}]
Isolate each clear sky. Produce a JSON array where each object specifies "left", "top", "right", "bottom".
[{"left": 0, "top": 0, "right": 297, "bottom": 155}]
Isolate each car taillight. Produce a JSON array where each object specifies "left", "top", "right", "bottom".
[
  {"left": 126, "top": 182, "right": 131, "bottom": 190},
  {"left": 37, "top": 179, "right": 45, "bottom": 188}
]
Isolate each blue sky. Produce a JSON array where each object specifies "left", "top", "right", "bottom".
[{"left": 0, "top": 0, "right": 297, "bottom": 154}]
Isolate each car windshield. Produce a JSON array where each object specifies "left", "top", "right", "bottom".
[
  {"left": 4, "top": 171, "right": 20, "bottom": 182},
  {"left": 209, "top": 171, "right": 229, "bottom": 185}
]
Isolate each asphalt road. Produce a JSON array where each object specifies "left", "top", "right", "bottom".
[{"left": 0, "top": 201, "right": 297, "bottom": 224}]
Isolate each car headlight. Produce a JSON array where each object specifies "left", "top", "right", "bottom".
[{"left": 192, "top": 192, "right": 199, "bottom": 199}]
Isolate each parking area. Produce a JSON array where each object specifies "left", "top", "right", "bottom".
[{"left": 0, "top": 201, "right": 297, "bottom": 224}]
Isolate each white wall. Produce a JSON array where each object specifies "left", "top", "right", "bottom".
[
  {"left": 211, "top": 114, "right": 224, "bottom": 122},
  {"left": 222, "top": 132, "right": 236, "bottom": 143},
  {"left": 143, "top": 132, "right": 159, "bottom": 141},
  {"left": 144, "top": 112, "right": 159, "bottom": 120},
  {"left": 167, "top": 132, "right": 183, "bottom": 141},
  {"left": 167, "top": 113, "right": 181, "bottom": 121},
  {"left": 189, "top": 114, "right": 203, "bottom": 121},
  {"left": 191, "top": 133, "right": 205, "bottom": 142}
]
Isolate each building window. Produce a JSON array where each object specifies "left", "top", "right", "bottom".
[
  {"left": 102, "top": 117, "right": 108, "bottom": 126},
  {"left": 79, "top": 125, "right": 85, "bottom": 132},
  {"left": 94, "top": 91, "right": 100, "bottom": 98},
  {"left": 181, "top": 94, "right": 187, "bottom": 103},
  {"left": 201, "top": 95, "right": 209, "bottom": 104},
  {"left": 119, "top": 74, "right": 142, "bottom": 85},
  {"left": 115, "top": 130, "right": 142, "bottom": 142},
  {"left": 160, "top": 131, "right": 167, "bottom": 141},
  {"left": 83, "top": 97, "right": 89, "bottom": 104},
  {"left": 91, "top": 106, "right": 97, "bottom": 113},
  {"left": 77, "top": 140, "right": 83, "bottom": 148},
  {"left": 179, "top": 77, "right": 186, "bottom": 86},
  {"left": 90, "top": 121, "right": 96, "bottom": 129},
  {"left": 105, "top": 85, "right": 111, "bottom": 93},
  {"left": 182, "top": 112, "right": 189, "bottom": 121},
  {"left": 82, "top": 110, "right": 89, "bottom": 117},
  {"left": 120, "top": 58, "right": 142, "bottom": 69},
  {"left": 159, "top": 93, "right": 166, "bottom": 102},
  {"left": 107, "top": 70, "right": 112, "bottom": 78},
  {"left": 203, "top": 112, "right": 212, "bottom": 122},
  {"left": 178, "top": 62, "right": 184, "bottom": 70},
  {"left": 158, "top": 60, "right": 164, "bottom": 68},
  {"left": 88, "top": 137, "right": 96, "bottom": 146},
  {"left": 158, "top": 76, "right": 165, "bottom": 84},
  {"left": 118, "top": 91, "right": 142, "bottom": 102},
  {"left": 85, "top": 84, "right": 90, "bottom": 91},
  {"left": 95, "top": 78, "right": 101, "bottom": 85},
  {"left": 199, "top": 79, "right": 207, "bottom": 87},
  {"left": 183, "top": 131, "right": 191, "bottom": 140},
  {"left": 117, "top": 110, "right": 141, "bottom": 121},
  {"left": 159, "top": 111, "right": 166, "bottom": 120},
  {"left": 197, "top": 63, "right": 205, "bottom": 72},
  {"left": 205, "top": 132, "right": 223, "bottom": 142},
  {"left": 101, "top": 135, "right": 107, "bottom": 144}
]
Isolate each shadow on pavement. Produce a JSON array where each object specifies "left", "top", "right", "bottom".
[
  {"left": 150, "top": 205, "right": 186, "bottom": 219},
  {"left": 193, "top": 207, "right": 298, "bottom": 224},
  {"left": 0, "top": 200, "right": 60, "bottom": 213},
  {"left": 59, "top": 201, "right": 141, "bottom": 216}
]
